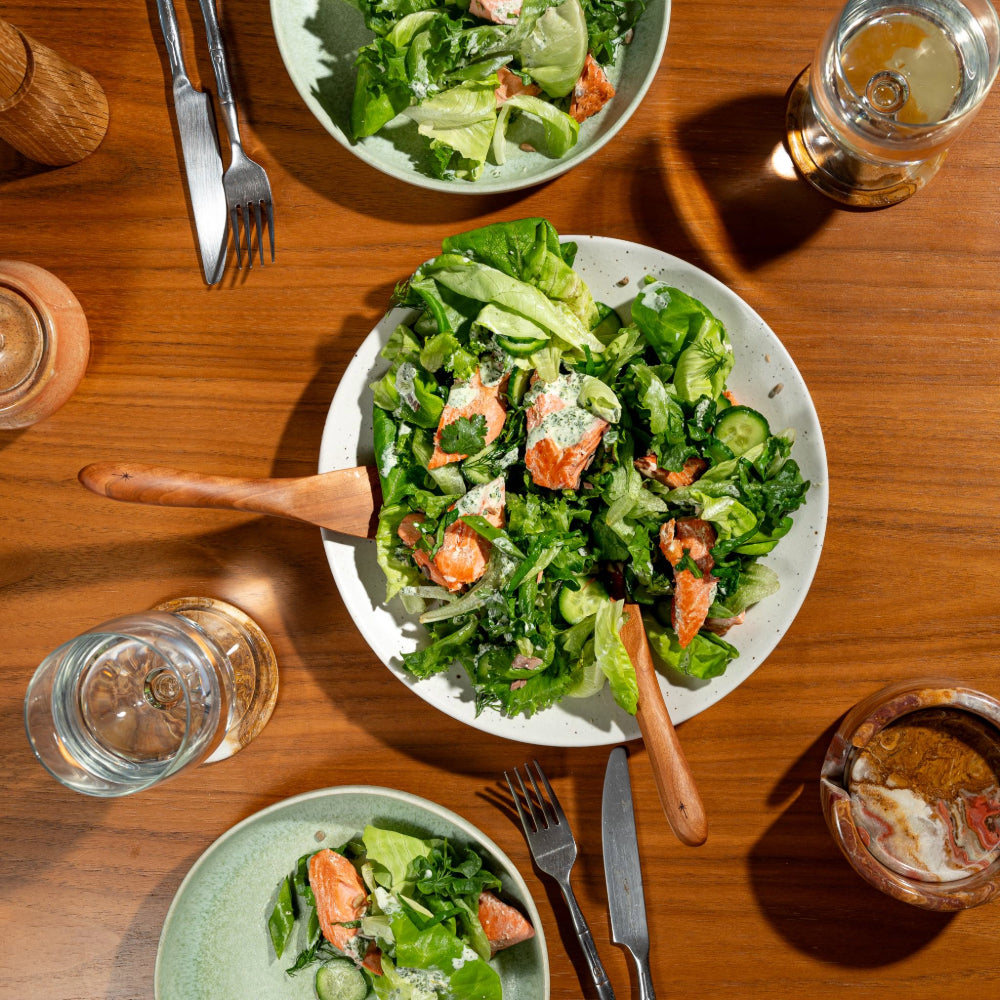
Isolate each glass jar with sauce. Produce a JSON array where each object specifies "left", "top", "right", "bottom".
[{"left": 821, "top": 678, "right": 1000, "bottom": 910}]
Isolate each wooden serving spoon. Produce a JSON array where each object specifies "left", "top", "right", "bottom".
[
  {"left": 619, "top": 601, "right": 708, "bottom": 847},
  {"left": 78, "top": 462, "right": 381, "bottom": 539},
  {"left": 80, "top": 461, "right": 708, "bottom": 845}
]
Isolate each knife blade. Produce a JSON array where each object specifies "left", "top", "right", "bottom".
[
  {"left": 154, "top": 0, "right": 227, "bottom": 285},
  {"left": 603, "top": 745, "right": 656, "bottom": 1000}
]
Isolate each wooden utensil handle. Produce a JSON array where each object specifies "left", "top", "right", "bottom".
[
  {"left": 78, "top": 461, "right": 309, "bottom": 521},
  {"left": 622, "top": 605, "right": 708, "bottom": 847}
]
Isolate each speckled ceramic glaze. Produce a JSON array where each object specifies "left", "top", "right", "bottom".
[
  {"left": 269, "top": 0, "right": 671, "bottom": 194},
  {"left": 318, "top": 237, "right": 829, "bottom": 747},
  {"left": 821, "top": 678, "right": 1000, "bottom": 910},
  {"left": 154, "top": 786, "right": 549, "bottom": 1000}
]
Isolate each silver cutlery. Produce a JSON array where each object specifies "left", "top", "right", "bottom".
[
  {"left": 505, "top": 761, "right": 616, "bottom": 1000},
  {"left": 154, "top": 0, "right": 228, "bottom": 285},
  {"left": 603, "top": 746, "right": 655, "bottom": 1000},
  {"left": 196, "top": 0, "right": 275, "bottom": 268}
]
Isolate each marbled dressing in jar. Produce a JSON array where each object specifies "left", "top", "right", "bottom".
[{"left": 848, "top": 708, "right": 1000, "bottom": 882}]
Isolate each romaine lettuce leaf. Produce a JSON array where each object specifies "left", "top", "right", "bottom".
[
  {"left": 645, "top": 618, "right": 739, "bottom": 679},
  {"left": 519, "top": 0, "right": 589, "bottom": 97},
  {"left": 594, "top": 599, "right": 638, "bottom": 713}
]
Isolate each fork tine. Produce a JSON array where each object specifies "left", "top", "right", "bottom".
[
  {"left": 530, "top": 760, "right": 565, "bottom": 825},
  {"left": 264, "top": 201, "right": 275, "bottom": 262},
  {"left": 243, "top": 204, "right": 254, "bottom": 270},
  {"left": 526, "top": 760, "right": 560, "bottom": 828},
  {"left": 504, "top": 770, "right": 533, "bottom": 834},
  {"left": 513, "top": 765, "right": 548, "bottom": 832},
  {"left": 230, "top": 206, "right": 243, "bottom": 269},
  {"left": 254, "top": 200, "right": 265, "bottom": 265}
]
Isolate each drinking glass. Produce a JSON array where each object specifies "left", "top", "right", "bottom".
[
  {"left": 786, "top": 0, "right": 1000, "bottom": 206},
  {"left": 24, "top": 596, "right": 278, "bottom": 797}
]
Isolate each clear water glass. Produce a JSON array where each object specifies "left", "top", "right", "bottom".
[
  {"left": 24, "top": 597, "right": 278, "bottom": 797},
  {"left": 786, "top": 0, "right": 1000, "bottom": 206}
]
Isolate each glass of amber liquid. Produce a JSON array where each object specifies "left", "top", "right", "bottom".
[{"left": 786, "top": 0, "right": 1000, "bottom": 206}]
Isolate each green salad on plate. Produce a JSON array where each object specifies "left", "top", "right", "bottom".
[
  {"left": 268, "top": 825, "right": 535, "bottom": 1000},
  {"left": 370, "top": 218, "right": 810, "bottom": 719},
  {"left": 343, "top": 0, "right": 646, "bottom": 179}
]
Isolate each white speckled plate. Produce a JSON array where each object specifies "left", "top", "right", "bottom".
[
  {"left": 269, "top": 0, "right": 670, "bottom": 194},
  {"left": 319, "top": 236, "right": 828, "bottom": 746},
  {"left": 155, "top": 786, "right": 548, "bottom": 1000}
]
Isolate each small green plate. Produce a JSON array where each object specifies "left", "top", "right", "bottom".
[
  {"left": 269, "top": 0, "right": 671, "bottom": 194},
  {"left": 154, "top": 786, "right": 549, "bottom": 999}
]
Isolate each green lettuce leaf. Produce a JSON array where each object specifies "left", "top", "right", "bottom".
[
  {"left": 645, "top": 618, "right": 739, "bottom": 679},
  {"left": 594, "top": 599, "right": 638, "bottom": 713}
]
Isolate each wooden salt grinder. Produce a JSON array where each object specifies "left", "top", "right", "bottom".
[{"left": 0, "top": 19, "right": 109, "bottom": 165}]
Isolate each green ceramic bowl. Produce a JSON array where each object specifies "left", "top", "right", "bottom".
[
  {"left": 270, "top": 0, "right": 671, "bottom": 193},
  {"left": 155, "top": 786, "right": 549, "bottom": 999}
]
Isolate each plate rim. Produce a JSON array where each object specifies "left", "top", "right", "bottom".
[
  {"left": 319, "top": 234, "right": 829, "bottom": 746},
  {"left": 154, "top": 783, "right": 551, "bottom": 999}
]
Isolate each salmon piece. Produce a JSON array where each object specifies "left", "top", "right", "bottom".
[
  {"left": 429, "top": 370, "right": 507, "bottom": 470},
  {"left": 495, "top": 65, "right": 542, "bottom": 106},
  {"left": 634, "top": 454, "right": 709, "bottom": 489},
  {"left": 470, "top": 0, "right": 521, "bottom": 23},
  {"left": 525, "top": 373, "right": 608, "bottom": 490},
  {"left": 659, "top": 518, "right": 718, "bottom": 647},
  {"left": 309, "top": 848, "right": 380, "bottom": 972},
  {"left": 704, "top": 611, "right": 745, "bottom": 636},
  {"left": 398, "top": 477, "right": 506, "bottom": 592},
  {"left": 478, "top": 891, "right": 535, "bottom": 956},
  {"left": 569, "top": 54, "right": 616, "bottom": 124}
]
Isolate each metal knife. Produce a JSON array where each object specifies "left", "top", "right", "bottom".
[
  {"left": 603, "top": 746, "right": 656, "bottom": 1000},
  {"left": 154, "top": 0, "right": 227, "bottom": 285}
]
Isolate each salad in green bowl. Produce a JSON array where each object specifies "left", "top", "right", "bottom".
[
  {"left": 342, "top": 0, "right": 647, "bottom": 181},
  {"left": 367, "top": 218, "right": 812, "bottom": 721},
  {"left": 268, "top": 824, "right": 535, "bottom": 1000}
]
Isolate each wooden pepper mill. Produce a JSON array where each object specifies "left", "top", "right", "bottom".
[{"left": 0, "top": 19, "right": 109, "bottom": 165}]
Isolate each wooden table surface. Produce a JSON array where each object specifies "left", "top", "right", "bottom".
[{"left": 3, "top": 1, "right": 1000, "bottom": 998}]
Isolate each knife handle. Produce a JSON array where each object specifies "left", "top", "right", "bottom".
[
  {"left": 154, "top": 0, "right": 189, "bottom": 82},
  {"left": 635, "top": 956, "right": 656, "bottom": 1000},
  {"left": 559, "top": 880, "right": 616, "bottom": 1000},
  {"left": 195, "top": 0, "right": 241, "bottom": 143}
]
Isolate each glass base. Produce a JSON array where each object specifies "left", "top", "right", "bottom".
[
  {"left": 153, "top": 597, "right": 278, "bottom": 762},
  {"left": 785, "top": 67, "right": 945, "bottom": 208}
]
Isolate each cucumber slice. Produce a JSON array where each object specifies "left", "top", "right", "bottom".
[
  {"left": 497, "top": 332, "right": 548, "bottom": 357},
  {"left": 714, "top": 405, "right": 770, "bottom": 456},
  {"left": 507, "top": 367, "right": 532, "bottom": 404},
  {"left": 558, "top": 577, "right": 609, "bottom": 624},
  {"left": 315, "top": 958, "right": 367, "bottom": 1000}
]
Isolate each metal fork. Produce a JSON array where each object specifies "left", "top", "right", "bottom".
[
  {"left": 505, "top": 761, "right": 616, "bottom": 1000},
  {"left": 197, "top": 0, "right": 275, "bottom": 268}
]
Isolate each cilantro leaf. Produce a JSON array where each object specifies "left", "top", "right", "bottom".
[{"left": 439, "top": 413, "right": 488, "bottom": 455}]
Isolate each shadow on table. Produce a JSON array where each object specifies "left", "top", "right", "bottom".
[
  {"left": 747, "top": 723, "right": 953, "bottom": 965},
  {"left": 104, "top": 847, "right": 208, "bottom": 1000},
  {"left": 666, "top": 92, "right": 840, "bottom": 273}
]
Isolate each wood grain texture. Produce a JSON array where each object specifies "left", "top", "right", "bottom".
[
  {"left": 0, "top": 19, "right": 108, "bottom": 164},
  {"left": 2, "top": 1, "right": 1000, "bottom": 999}
]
